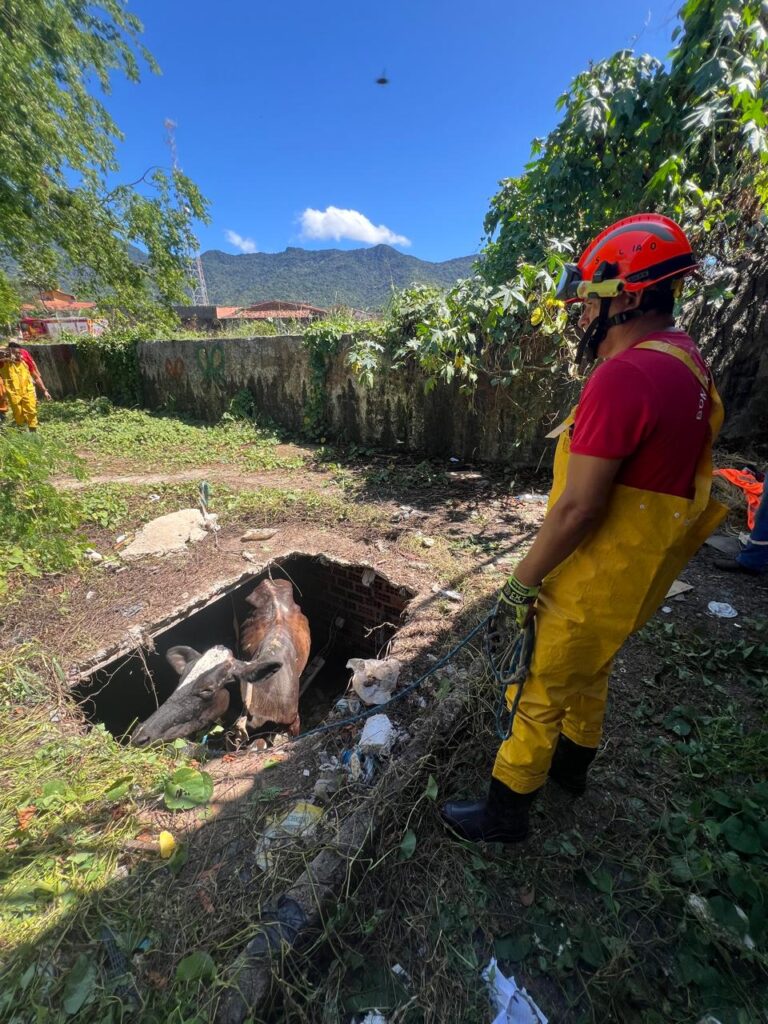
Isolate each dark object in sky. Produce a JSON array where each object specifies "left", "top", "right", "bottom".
[{"left": 375, "top": 69, "right": 389, "bottom": 86}]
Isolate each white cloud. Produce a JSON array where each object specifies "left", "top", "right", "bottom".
[
  {"left": 299, "top": 206, "right": 410, "bottom": 247},
  {"left": 225, "top": 229, "right": 257, "bottom": 254}
]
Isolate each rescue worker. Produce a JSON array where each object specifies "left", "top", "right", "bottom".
[
  {"left": 715, "top": 480, "right": 768, "bottom": 576},
  {"left": 0, "top": 346, "right": 39, "bottom": 431},
  {"left": 442, "top": 214, "right": 726, "bottom": 843},
  {"left": 8, "top": 340, "right": 51, "bottom": 401},
  {"left": 0, "top": 372, "right": 8, "bottom": 423}
]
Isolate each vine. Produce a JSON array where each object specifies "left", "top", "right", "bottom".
[{"left": 301, "top": 312, "right": 386, "bottom": 438}]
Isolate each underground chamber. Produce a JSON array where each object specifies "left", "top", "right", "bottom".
[{"left": 74, "top": 553, "right": 415, "bottom": 740}]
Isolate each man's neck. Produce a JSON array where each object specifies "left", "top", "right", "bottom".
[{"left": 600, "top": 313, "right": 676, "bottom": 359}]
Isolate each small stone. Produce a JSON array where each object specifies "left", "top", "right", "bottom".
[
  {"left": 242, "top": 551, "right": 258, "bottom": 563},
  {"left": 421, "top": 537, "right": 435, "bottom": 548},
  {"left": 361, "top": 568, "right": 376, "bottom": 587},
  {"left": 85, "top": 590, "right": 96, "bottom": 601},
  {"left": 374, "top": 539, "right": 388, "bottom": 553},
  {"left": 241, "top": 528, "right": 277, "bottom": 542},
  {"left": 302, "top": 769, "right": 311, "bottom": 777},
  {"left": 83, "top": 549, "right": 103, "bottom": 563},
  {"left": 431, "top": 585, "right": 463, "bottom": 603}
]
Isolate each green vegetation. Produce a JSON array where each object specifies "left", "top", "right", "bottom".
[
  {"left": 200, "top": 245, "right": 475, "bottom": 309},
  {"left": 0, "top": 647, "right": 206, "bottom": 1020},
  {"left": 40, "top": 399, "right": 304, "bottom": 472},
  {"left": 0, "top": 431, "right": 85, "bottom": 594},
  {"left": 0, "top": 0, "right": 207, "bottom": 315}
]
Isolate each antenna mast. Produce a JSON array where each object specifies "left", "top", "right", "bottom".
[{"left": 164, "top": 118, "right": 209, "bottom": 305}]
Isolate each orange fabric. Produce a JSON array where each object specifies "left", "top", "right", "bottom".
[{"left": 713, "top": 468, "right": 764, "bottom": 531}]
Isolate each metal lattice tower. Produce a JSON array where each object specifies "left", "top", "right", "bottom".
[{"left": 164, "top": 118, "right": 209, "bottom": 305}]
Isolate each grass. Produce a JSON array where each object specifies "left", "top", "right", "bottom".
[
  {"left": 0, "top": 647, "right": 198, "bottom": 1020},
  {"left": 69, "top": 480, "right": 390, "bottom": 540},
  {"left": 39, "top": 399, "right": 306, "bottom": 473}
]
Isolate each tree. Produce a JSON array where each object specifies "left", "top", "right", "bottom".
[
  {"left": 482, "top": 0, "right": 768, "bottom": 284},
  {"left": 0, "top": 0, "right": 208, "bottom": 313}
]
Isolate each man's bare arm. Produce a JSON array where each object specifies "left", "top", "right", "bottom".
[{"left": 514, "top": 453, "right": 622, "bottom": 587}]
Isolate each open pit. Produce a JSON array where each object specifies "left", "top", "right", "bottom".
[{"left": 73, "top": 552, "right": 416, "bottom": 740}]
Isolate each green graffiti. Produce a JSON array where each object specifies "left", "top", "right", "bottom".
[{"left": 195, "top": 344, "right": 225, "bottom": 385}]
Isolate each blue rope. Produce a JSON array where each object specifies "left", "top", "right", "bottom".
[
  {"left": 291, "top": 612, "right": 494, "bottom": 743},
  {"left": 290, "top": 606, "right": 535, "bottom": 745}
]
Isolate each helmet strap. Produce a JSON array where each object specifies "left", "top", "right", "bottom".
[
  {"left": 576, "top": 297, "right": 611, "bottom": 365},
  {"left": 576, "top": 303, "right": 646, "bottom": 367}
]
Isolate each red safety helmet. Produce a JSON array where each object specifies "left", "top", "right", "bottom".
[
  {"left": 556, "top": 213, "right": 697, "bottom": 303},
  {"left": 555, "top": 213, "right": 697, "bottom": 363}
]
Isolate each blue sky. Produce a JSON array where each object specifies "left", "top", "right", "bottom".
[{"left": 104, "top": 0, "right": 680, "bottom": 262}]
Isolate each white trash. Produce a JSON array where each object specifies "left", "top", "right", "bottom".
[
  {"left": 347, "top": 658, "right": 401, "bottom": 705},
  {"left": 707, "top": 601, "right": 738, "bottom": 618},
  {"left": 482, "top": 958, "right": 548, "bottom": 1024},
  {"left": 359, "top": 715, "right": 394, "bottom": 757}
]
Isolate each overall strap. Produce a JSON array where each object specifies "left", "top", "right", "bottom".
[{"left": 635, "top": 338, "right": 724, "bottom": 517}]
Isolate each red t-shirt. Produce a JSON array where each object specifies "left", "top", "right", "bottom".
[
  {"left": 569, "top": 329, "right": 712, "bottom": 499},
  {"left": 18, "top": 349, "right": 39, "bottom": 378}
]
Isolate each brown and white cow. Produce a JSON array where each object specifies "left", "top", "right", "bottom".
[{"left": 131, "top": 579, "right": 311, "bottom": 746}]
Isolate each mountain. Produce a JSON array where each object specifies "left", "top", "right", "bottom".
[{"left": 199, "top": 245, "right": 478, "bottom": 309}]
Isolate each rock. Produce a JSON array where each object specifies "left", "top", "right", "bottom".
[
  {"left": 241, "top": 528, "right": 277, "bottom": 542},
  {"left": 242, "top": 551, "right": 258, "bottom": 563},
  {"left": 361, "top": 568, "right": 376, "bottom": 587},
  {"left": 421, "top": 537, "right": 435, "bottom": 548},
  {"left": 374, "top": 539, "right": 389, "bottom": 553},
  {"left": 84, "top": 548, "right": 103, "bottom": 563},
  {"left": 358, "top": 714, "right": 394, "bottom": 756},
  {"left": 121, "top": 509, "right": 210, "bottom": 561},
  {"left": 431, "top": 585, "right": 463, "bottom": 603},
  {"left": 85, "top": 590, "right": 96, "bottom": 601}
]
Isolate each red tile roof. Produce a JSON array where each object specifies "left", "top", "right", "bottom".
[{"left": 22, "top": 298, "right": 97, "bottom": 312}]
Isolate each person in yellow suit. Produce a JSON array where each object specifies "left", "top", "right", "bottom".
[
  {"left": 0, "top": 347, "right": 39, "bottom": 431},
  {"left": 442, "top": 214, "right": 726, "bottom": 843},
  {"left": 0, "top": 373, "right": 8, "bottom": 424}
]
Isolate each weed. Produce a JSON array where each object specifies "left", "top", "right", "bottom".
[
  {"left": 0, "top": 429, "right": 86, "bottom": 592},
  {"left": 39, "top": 399, "right": 305, "bottom": 473}
]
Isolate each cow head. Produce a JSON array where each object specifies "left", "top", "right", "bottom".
[{"left": 130, "top": 645, "right": 280, "bottom": 746}]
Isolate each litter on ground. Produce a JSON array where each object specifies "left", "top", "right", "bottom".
[
  {"left": 482, "top": 958, "right": 548, "bottom": 1024},
  {"left": 707, "top": 601, "right": 738, "bottom": 618}
]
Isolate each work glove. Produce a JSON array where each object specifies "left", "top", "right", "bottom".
[{"left": 497, "top": 574, "right": 540, "bottom": 630}]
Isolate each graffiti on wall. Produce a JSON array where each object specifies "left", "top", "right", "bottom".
[
  {"left": 165, "top": 356, "right": 185, "bottom": 381},
  {"left": 196, "top": 344, "right": 225, "bottom": 385}
]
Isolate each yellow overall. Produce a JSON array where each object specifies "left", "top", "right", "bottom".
[
  {"left": 493, "top": 340, "right": 726, "bottom": 794},
  {"left": 0, "top": 360, "right": 38, "bottom": 429}
]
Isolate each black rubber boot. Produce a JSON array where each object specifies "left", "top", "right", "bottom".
[
  {"left": 441, "top": 777, "right": 537, "bottom": 843},
  {"left": 713, "top": 557, "right": 764, "bottom": 576},
  {"left": 548, "top": 734, "right": 597, "bottom": 796}
]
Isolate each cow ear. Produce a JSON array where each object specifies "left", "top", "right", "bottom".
[
  {"left": 166, "top": 646, "right": 200, "bottom": 675},
  {"left": 239, "top": 658, "right": 281, "bottom": 683}
]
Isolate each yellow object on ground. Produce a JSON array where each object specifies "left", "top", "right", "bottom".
[
  {"left": 493, "top": 340, "right": 726, "bottom": 794},
  {"left": 0, "top": 359, "right": 38, "bottom": 429},
  {"left": 158, "top": 830, "right": 176, "bottom": 859}
]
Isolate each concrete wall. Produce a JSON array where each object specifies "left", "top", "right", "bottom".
[
  {"left": 138, "top": 336, "right": 310, "bottom": 432},
  {"left": 26, "top": 335, "right": 573, "bottom": 465}
]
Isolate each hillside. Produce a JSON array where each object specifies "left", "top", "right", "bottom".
[{"left": 200, "top": 245, "right": 477, "bottom": 309}]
